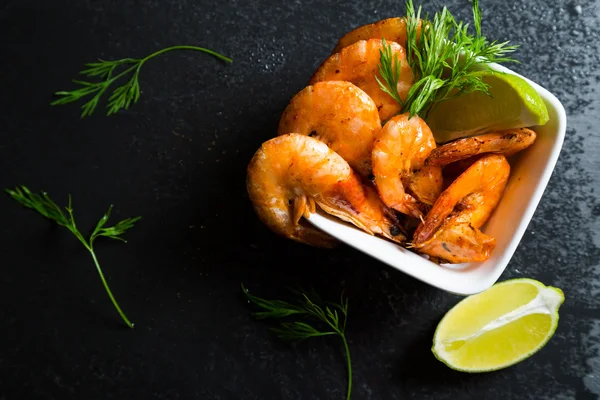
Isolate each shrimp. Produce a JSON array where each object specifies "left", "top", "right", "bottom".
[
  {"left": 309, "top": 39, "right": 414, "bottom": 121},
  {"left": 426, "top": 128, "right": 537, "bottom": 167},
  {"left": 371, "top": 113, "right": 443, "bottom": 219},
  {"left": 412, "top": 154, "right": 510, "bottom": 263},
  {"left": 246, "top": 133, "right": 406, "bottom": 248},
  {"left": 331, "top": 17, "right": 422, "bottom": 54},
  {"left": 278, "top": 81, "right": 381, "bottom": 178}
]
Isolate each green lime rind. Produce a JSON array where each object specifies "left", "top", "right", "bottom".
[
  {"left": 425, "top": 71, "right": 550, "bottom": 143},
  {"left": 431, "top": 278, "right": 564, "bottom": 373}
]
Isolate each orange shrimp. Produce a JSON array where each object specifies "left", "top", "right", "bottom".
[
  {"left": 278, "top": 81, "right": 382, "bottom": 178},
  {"left": 426, "top": 128, "right": 537, "bottom": 167},
  {"left": 412, "top": 154, "right": 510, "bottom": 263},
  {"left": 371, "top": 113, "right": 443, "bottom": 219},
  {"left": 246, "top": 133, "right": 406, "bottom": 247},
  {"left": 331, "top": 17, "right": 422, "bottom": 53},
  {"left": 309, "top": 39, "right": 414, "bottom": 121}
]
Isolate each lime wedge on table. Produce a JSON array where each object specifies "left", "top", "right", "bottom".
[
  {"left": 432, "top": 278, "right": 564, "bottom": 372},
  {"left": 425, "top": 71, "right": 550, "bottom": 143}
]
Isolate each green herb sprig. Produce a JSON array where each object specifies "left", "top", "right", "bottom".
[
  {"left": 242, "top": 284, "right": 352, "bottom": 400},
  {"left": 377, "top": 0, "right": 519, "bottom": 119},
  {"left": 375, "top": 38, "right": 405, "bottom": 105},
  {"left": 51, "top": 45, "right": 232, "bottom": 118},
  {"left": 6, "top": 185, "right": 140, "bottom": 328}
]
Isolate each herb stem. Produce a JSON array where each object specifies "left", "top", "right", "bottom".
[
  {"left": 88, "top": 246, "right": 134, "bottom": 329},
  {"left": 103, "top": 65, "right": 139, "bottom": 88},
  {"left": 341, "top": 334, "right": 352, "bottom": 400},
  {"left": 140, "top": 45, "right": 233, "bottom": 64}
]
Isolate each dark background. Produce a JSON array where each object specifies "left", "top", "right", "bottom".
[{"left": 1, "top": 0, "right": 599, "bottom": 399}]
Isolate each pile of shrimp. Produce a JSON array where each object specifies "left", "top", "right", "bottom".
[{"left": 245, "top": 17, "right": 537, "bottom": 264}]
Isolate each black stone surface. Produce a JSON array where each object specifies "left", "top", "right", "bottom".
[{"left": 1, "top": 0, "right": 599, "bottom": 399}]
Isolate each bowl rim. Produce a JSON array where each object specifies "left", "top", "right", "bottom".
[{"left": 306, "top": 62, "right": 567, "bottom": 295}]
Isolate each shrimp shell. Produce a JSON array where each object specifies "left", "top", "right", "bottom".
[
  {"left": 412, "top": 154, "right": 510, "bottom": 263},
  {"left": 427, "top": 128, "right": 537, "bottom": 167},
  {"left": 278, "top": 81, "right": 382, "bottom": 178},
  {"left": 331, "top": 17, "right": 422, "bottom": 54},
  {"left": 310, "top": 39, "right": 414, "bottom": 121}
]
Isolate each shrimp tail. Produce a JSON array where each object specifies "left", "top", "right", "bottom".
[
  {"left": 316, "top": 200, "right": 374, "bottom": 236},
  {"left": 315, "top": 179, "right": 406, "bottom": 242}
]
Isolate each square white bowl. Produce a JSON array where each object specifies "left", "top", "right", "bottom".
[{"left": 306, "top": 63, "right": 566, "bottom": 296}]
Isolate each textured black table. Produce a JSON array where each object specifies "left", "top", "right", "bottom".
[{"left": 1, "top": 0, "right": 599, "bottom": 399}]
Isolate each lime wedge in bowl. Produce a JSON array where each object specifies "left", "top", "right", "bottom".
[
  {"left": 425, "top": 70, "right": 550, "bottom": 143},
  {"left": 432, "top": 278, "right": 564, "bottom": 372}
]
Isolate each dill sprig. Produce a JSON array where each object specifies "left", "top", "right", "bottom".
[
  {"left": 377, "top": 0, "right": 519, "bottom": 119},
  {"left": 375, "top": 38, "right": 405, "bottom": 105},
  {"left": 5, "top": 185, "right": 141, "bottom": 328},
  {"left": 51, "top": 45, "right": 232, "bottom": 118},
  {"left": 242, "top": 284, "right": 352, "bottom": 400}
]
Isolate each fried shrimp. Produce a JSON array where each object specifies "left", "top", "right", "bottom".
[
  {"left": 277, "top": 81, "right": 382, "bottom": 178},
  {"left": 426, "top": 128, "right": 537, "bottom": 167},
  {"left": 412, "top": 154, "right": 510, "bottom": 263},
  {"left": 310, "top": 39, "right": 414, "bottom": 121},
  {"left": 371, "top": 113, "right": 443, "bottom": 219},
  {"left": 246, "top": 133, "right": 406, "bottom": 247},
  {"left": 331, "top": 17, "right": 421, "bottom": 53}
]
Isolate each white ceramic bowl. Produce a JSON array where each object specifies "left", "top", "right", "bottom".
[{"left": 306, "top": 64, "right": 566, "bottom": 296}]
